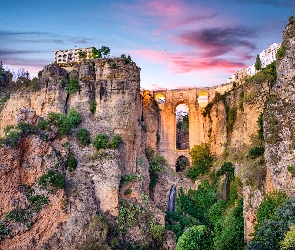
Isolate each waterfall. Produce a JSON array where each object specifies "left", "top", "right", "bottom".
[
  {"left": 168, "top": 184, "right": 176, "bottom": 212},
  {"left": 222, "top": 172, "right": 230, "bottom": 201}
]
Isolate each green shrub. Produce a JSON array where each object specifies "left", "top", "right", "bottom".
[
  {"left": 209, "top": 200, "right": 226, "bottom": 226},
  {"left": 17, "top": 122, "right": 39, "bottom": 135},
  {"left": 28, "top": 194, "right": 49, "bottom": 212},
  {"left": 121, "top": 174, "right": 142, "bottom": 186},
  {"left": 247, "top": 61, "right": 277, "bottom": 87},
  {"left": 176, "top": 225, "right": 213, "bottom": 250},
  {"left": 257, "top": 113, "right": 264, "bottom": 141},
  {"left": 67, "top": 108, "right": 82, "bottom": 128},
  {"left": 256, "top": 191, "right": 287, "bottom": 226},
  {"left": 4, "top": 125, "right": 14, "bottom": 135},
  {"left": 216, "top": 162, "right": 235, "bottom": 180},
  {"left": 48, "top": 112, "right": 70, "bottom": 135},
  {"left": 66, "top": 153, "right": 78, "bottom": 172},
  {"left": 277, "top": 45, "right": 286, "bottom": 59},
  {"left": 109, "top": 61, "right": 116, "bottom": 68},
  {"left": 0, "top": 223, "right": 9, "bottom": 240},
  {"left": 48, "top": 109, "right": 81, "bottom": 136},
  {"left": 89, "top": 100, "right": 97, "bottom": 114},
  {"left": 109, "top": 238, "right": 120, "bottom": 249},
  {"left": 93, "top": 133, "right": 109, "bottom": 150},
  {"left": 145, "top": 147, "right": 167, "bottom": 190},
  {"left": 38, "top": 118, "right": 51, "bottom": 130},
  {"left": 68, "top": 76, "right": 80, "bottom": 94},
  {"left": 186, "top": 143, "right": 213, "bottom": 181},
  {"left": 214, "top": 199, "right": 245, "bottom": 250},
  {"left": 165, "top": 212, "right": 198, "bottom": 239},
  {"left": 5, "top": 208, "right": 30, "bottom": 223},
  {"left": 124, "top": 189, "right": 132, "bottom": 196},
  {"left": 77, "top": 128, "right": 91, "bottom": 145},
  {"left": 248, "top": 197, "right": 295, "bottom": 249},
  {"left": 30, "top": 77, "right": 39, "bottom": 90},
  {"left": 280, "top": 225, "right": 295, "bottom": 250},
  {"left": 108, "top": 135, "right": 123, "bottom": 149},
  {"left": 38, "top": 170, "right": 65, "bottom": 190},
  {"left": 227, "top": 107, "right": 237, "bottom": 132},
  {"left": 2, "top": 130, "right": 20, "bottom": 147},
  {"left": 149, "top": 218, "right": 164, "bottom": 245},
  {"left": 248, "top": 146, "right": 265, "bottom": 159}
]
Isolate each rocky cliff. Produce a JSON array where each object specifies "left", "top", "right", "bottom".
[
  {"left": 0, "top": 58, "right": 180, "bottom": 249},
  {"left": 0, "top": 17, "right": 295, "bottom": 249}
]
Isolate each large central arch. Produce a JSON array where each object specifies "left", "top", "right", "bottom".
[{"left": 152, "top": 88, "right": 214, "bottom": 170}]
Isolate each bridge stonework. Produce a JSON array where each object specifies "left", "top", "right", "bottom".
[{"left": 149, "top": 87, "right": 218, "bottom": 170}]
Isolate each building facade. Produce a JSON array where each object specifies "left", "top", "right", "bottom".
[{"left": 54, "top": 47, "right": 93, "bottom": 66}]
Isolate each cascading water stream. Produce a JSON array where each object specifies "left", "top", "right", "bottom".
[{"left": 168, "top": 184, "right": 176, "bottom": 212}]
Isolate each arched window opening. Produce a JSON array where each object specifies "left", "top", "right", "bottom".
[
  {"left": 176, "top": 156, "right": 190, "bottom": 172},
  {"left": 198, "top": 91, "right": 209, "bottom": 108},
  {"left": 176, "top": 103, "right": 189, "bottom": 150},
  {"left": 155, "top": 93, "right": 165, "bottom": 104}
]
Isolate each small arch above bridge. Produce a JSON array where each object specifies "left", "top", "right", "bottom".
[{"left": 176, "top": 156, "right": 190, "bottom": 172}]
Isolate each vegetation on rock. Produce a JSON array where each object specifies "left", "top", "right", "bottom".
[
  {"left": 48, "top": 108, "right": 82, "bottom": 136},
  {"left": 68, "top": 76, "right": 80, "bottom": 94},
  {"left": 38, "top": 170, "right": 66, "bottom": 190},
  {"left": 77, "top": 128, "right": 91, "bottom": 145},
  {"left": 145, "top": 146, "right": 167, "bottom": 190},
  {"left": 186, "top": 143, "right": 213, "bottom": 181},
  {"left": 166, "top": 162, "right": 244, "bottom": 249}
]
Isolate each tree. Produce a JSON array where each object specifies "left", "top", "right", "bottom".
[
  {"left": 185, "top": 143, "right": 213, "bottom": 180},
  {"left": 255, "top": 54, "right": 262, "bottom": 71},
  {"left": 176, "top": 225, "right": 213, "bottom": 250}
]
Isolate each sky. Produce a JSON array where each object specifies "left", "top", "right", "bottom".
[{"left": 1, "top": 0, "right": 294, "bottom": 90}]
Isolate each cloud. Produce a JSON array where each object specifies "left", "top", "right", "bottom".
[
  {"left": 228, "top": 0, "right": 295, "bottom": 7},
  {"left": 133, "top": 49, "right": 247, "bottom": 74},
  {"left": 0, "top": 30, "right": 94, "bottom": 45},
  {"left": 0, "top": 49, "right": 51, "bottom": 56},
  {"left": 178, "top": 26, "right": 256, "bottom": 57},
  {"left": 155, "top": 13, "right": 217, "bottom": 34},
  {"left": 0, "top": 31, "right": 50, "bottom": 36}
]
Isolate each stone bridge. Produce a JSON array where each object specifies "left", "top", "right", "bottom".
[{"left": 147, "top": 84, "right": 232, "bottom": 171}]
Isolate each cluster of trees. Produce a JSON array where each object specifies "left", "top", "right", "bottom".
[
  {"left": 166, "top": 143, "right": 245, "bottom": 249},
  {"left": 92, "top": 46, "right": 111, "bottom": 58},
  {"left": 0, "top": 62, "right": 40, "bottom": 91}
]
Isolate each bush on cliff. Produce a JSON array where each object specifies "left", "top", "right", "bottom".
[
  {"left": 48, "top": 109, "right": 82, "bottom": 136},
  {"left": 247, "top": 192, "right": 295, "bottom": 250},
  {"left": 0, "top": 130, "right": 20, "bottom": 147},
  {"left": 77, "top": 128, "right": 91, "bottom": 145},
  {"left": 176, "top": 225, "right": 213, "bottom": 250},
  {"left": 38, "top": 170, "right": 65, "bottom": 190},
  {"left": 68, "top": 76, "right": 80, "bottom": 94},
  {"left": 185, "top": 143, "right": 213, "bottom": 181},
  {"left": 145, "top": 146, "right": 167, "bottom": 190},
  {"left": 66, "top": 153, "right": 78, "bottom": 172},
  {"left": 93, "top": 134, "right": 109, "bottom": 150}
]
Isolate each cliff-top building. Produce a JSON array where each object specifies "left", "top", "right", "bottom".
[
  {"left": 54, "top": 47, "right": 93, "bottom": 66},
  {"left": 227, "top": 42, "right": 281, "bottom": 83}
]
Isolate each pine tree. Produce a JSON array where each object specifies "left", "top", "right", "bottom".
[{"left": 255, "top": 54, "right": 262, "bottom": 71}]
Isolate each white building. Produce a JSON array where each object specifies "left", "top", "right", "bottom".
[
  {"left": 259, "top": 43, "right": 281, "bottom": 68},
  {"left": 227, "top": 42, "right": 281, "bottom": 82},
  {"left": 54, "top": 47, "right": 93, "bottom": 66},
  {"left": 247, "top": 64, "right": 256, "bottom": 76}
]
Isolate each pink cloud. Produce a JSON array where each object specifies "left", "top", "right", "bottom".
[{"left": 133, "top": 49, "right": 247, "bottom": 74}]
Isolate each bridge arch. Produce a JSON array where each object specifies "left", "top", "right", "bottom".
[
  {"left": 151, "top": 88, "right": 215, "bottom": 171},
  {"left": 175, "top": 156, "right": 190, "bottom": 172}
]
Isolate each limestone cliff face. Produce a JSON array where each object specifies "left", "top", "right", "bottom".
[
  {"left": 264, "top": 17, "right": 295, "bottom": 195},
  {"left": 0, "top": 59, "right": 175, "bottom": 249}
]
